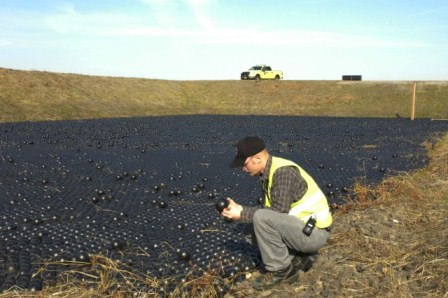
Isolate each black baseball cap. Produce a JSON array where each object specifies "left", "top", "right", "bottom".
[{"left": 230, "top": 136, "right": 265, "bottom": 168}]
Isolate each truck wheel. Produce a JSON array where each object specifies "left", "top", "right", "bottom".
[
  {"left": 255, "top": 75, "right": 261, "bottom": 80},
  {"left": 275, "top": 75, "right": 280, "bottom": 80}
]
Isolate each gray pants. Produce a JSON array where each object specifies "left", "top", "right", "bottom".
[{"left": 248, "top": 209, "right": 330, "bottom": 272}]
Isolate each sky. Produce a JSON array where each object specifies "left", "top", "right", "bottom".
[{"left": 0, "top": 0, "right": 447, "bottom": 80}]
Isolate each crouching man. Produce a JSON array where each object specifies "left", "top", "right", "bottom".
[{"left": 221, "top": 136, "right": 332, "bottom": 290}]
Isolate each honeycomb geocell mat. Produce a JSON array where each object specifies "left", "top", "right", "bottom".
[{"left": 1, "top": 115, "right": 447, "bottom": 291}]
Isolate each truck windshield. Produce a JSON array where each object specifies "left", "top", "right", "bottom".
[{"left": 250, "top": 66, "right": 263, "bottom": 70}]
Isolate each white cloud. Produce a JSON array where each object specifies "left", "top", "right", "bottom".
[
  {"left": 106, "top": 25, "right": 427, "bottom": 49},
  {"left": 138, "top": 0, "right": 166, "bottom": 5},
  {"left": 217, "top": 30, "right": 428, "bottom": 49},
  {"left": 43, "top": 8, "right": 133, "bottom": 36},
  {"left": 138, "top": 0, "right": 183, "bottom": 27},
  {"left": 110, "top": 27, "right": 201, "bottom": 37},
  {"left": 2, "top": 1, "right": 424, "bottom": 52},
  {"left": 43, "top": 1, "right": 79, "bottom": 33},
  {"left": 183, "top": 0, "right": 216, "bottom": 31},
  {"left": 101, "top": 0, "right": 428, "bottom": 50},
  {"left": 57, "top": 2, "right": 78, "bottom": 15},
  {"left": 0, "top": 40, "right": 13, "bottom": 47},
  {"left": 420, "top": 5, "right": 448, "bottom": 16},
  {"left": 139, "top": 0, "right": 216, "bottom": 30}
]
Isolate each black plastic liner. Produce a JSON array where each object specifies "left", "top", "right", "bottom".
[{"left": 0, "top": 115, "right": 447, "bottom": 291}]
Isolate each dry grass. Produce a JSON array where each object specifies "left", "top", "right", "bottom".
[
  {"left": 325, "top": 133, "right": 448, "bottom": 297},
  {"left": 0, "top": 253, "right": 235, "bottom": 298},
  {"left": 1, "top": 68, "right": 448, "bottom": 122}
]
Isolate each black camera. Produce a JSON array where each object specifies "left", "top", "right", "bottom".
[{"left": 302, "top": 217, "right": 316, "bottom": 236}]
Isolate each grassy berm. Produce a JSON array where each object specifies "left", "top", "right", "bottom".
[
  {"left": 0, "top": 68, "right": 447, "bottom": 297},
  {"left": 1, "top": 67, "right": 448, "bottom": 122}
]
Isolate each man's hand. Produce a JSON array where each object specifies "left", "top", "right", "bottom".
[{"left": 221, "top": 198, "right": 243, "bottom": 220}]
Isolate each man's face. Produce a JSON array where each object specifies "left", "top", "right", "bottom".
[{"left": 242, "top": 155, "right": 262, "bottom": 177}]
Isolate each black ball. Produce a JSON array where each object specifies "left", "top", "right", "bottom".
[
  {"left": 111, "top": 241, "right": 124, "bottom": 250},
  {"left": 178, "top": 249, "right": 190, "bottom": 261},
  {"left": 215, "top": 198, "right": 229, "bottom": 212}
]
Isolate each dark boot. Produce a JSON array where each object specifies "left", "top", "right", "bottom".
[
  {"left": 252, "top": 263, "right": 299, "bottom": 290},
  {"left": 292, "top": 253, "right": 318, "bottom": 272}
]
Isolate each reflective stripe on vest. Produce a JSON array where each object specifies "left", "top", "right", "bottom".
[{"left": 264, "top": 156, "right": 333, "bottom": 228}]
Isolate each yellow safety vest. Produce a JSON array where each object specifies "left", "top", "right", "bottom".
[{"left": 263, "top": 156, "right": 333, "bottom": 228}]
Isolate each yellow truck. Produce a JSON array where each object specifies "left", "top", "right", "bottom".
[{"left": 240, "top": 64, "right": 283, "bottom": 80}]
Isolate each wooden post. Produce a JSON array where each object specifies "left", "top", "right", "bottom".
[{"left": 410, "top": 82, "right": 416, "bottom": 120}]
